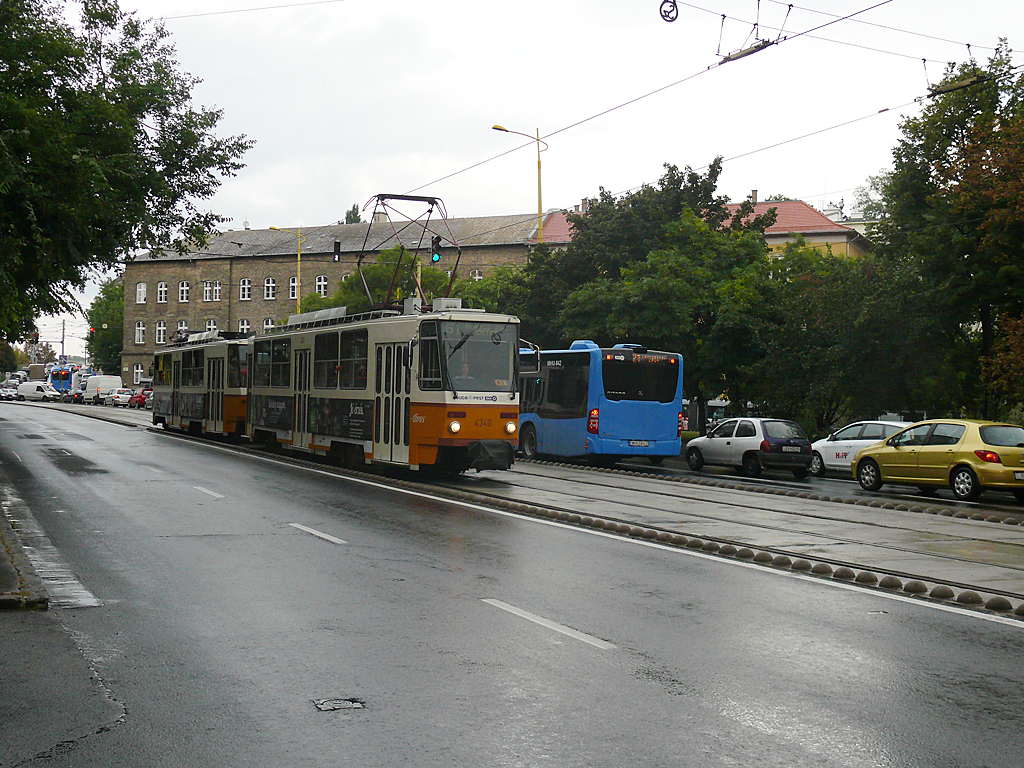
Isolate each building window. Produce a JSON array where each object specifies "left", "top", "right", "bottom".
[
  {"left": 262, "top": 318, "right": 275, "bottom": 332},
  {"left": 289, "top": 276, "right": 298, "bottom": 300},
  {"left": 177, "top": 320, "right": 188, "bottom": 334},
  {"left": 315, "top": 275, "right": 328, "bottom": 296},
  {"left": 135, "top": 321, "right": 145, "bottom": 344},
  {"left": 240, "top": 278, "right": 252, "bottom": 301},
  {"left": 178, "top": 281, "right": 190, "bottom": 302},
  {"left": 203, "top": 281, "right": 213, "bottom": 302},
  {"left": 133, "top": 363, "right": 144, "bottom": 385},
  {"left": 213, "top": 280, "right": 221, "bottom": 301},
  {"left": 238, "top": 319, "right": 250, "bottom": 334},
  {"left": 136, "top": 282, "right": 147, "bottom": 303},
  {"left": 206, "top": 319, "right": 217, "bottom": 332},
  {"left": 469, "top": 269, "right": 484, "bottom": 282},
  {"left": 264, "top": 277, "right": 276, "bottom": 300},
  {"left": 157, "top": 281, "right": 168, "bottom": 303},
  {"left": 156, "top": 321, "right": 167, "bottom": 344}
]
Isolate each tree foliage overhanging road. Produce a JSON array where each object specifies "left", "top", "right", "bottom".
[{"left": 0, "top": 0, "right": 253, "bottom": 343}]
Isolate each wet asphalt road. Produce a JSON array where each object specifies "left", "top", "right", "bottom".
[{"left": 2, "top": 405, "right": 1024, "bottom": 767}]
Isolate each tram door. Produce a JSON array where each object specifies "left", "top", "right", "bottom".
[
  {"left": 172, "top": 360, "right": 182, "bottom": 427},
  {"left": 294, "top": 349, "right": 312, "bottom": 450},
  {"left": 206, "top": 356, "right": 224, "bottom": 432},
  {"left": 373, "top": 343, "right": 410, "bottom": 464}
]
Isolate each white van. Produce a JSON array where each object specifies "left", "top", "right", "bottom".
[
  {"left": 83, "top": 375, "right": 123, "bottom": 405},
  {"left": 17, "top": 381, "right": 61, "bottom": 402}
]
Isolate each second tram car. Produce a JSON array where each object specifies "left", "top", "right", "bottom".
[
  {"left": 247, "top": 299, "right": 520, "bottom": 472},
  {"left": 152, "top": 331, "right": 250, "bottom": 436}
]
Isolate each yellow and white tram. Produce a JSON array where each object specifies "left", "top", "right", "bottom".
[
  {"left": 152, "top": 331, "right": 250, "bottom": 436},
  {"left": 247, "top": 299, "right": 520, "bottom": 472}
]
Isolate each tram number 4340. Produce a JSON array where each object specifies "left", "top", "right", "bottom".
[{"left": 474, "top": 418, "right": 492, "bottom": 428}]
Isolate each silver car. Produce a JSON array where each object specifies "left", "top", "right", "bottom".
[{"left": 809, "top": 420, "right": 909, "bottom": 477}]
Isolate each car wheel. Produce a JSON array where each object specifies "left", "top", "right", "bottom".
[
  {"left": 950, "top": 466, "right": 981, "bottom": 501},
  {"left": 809, "top": 452, "right": 826, "bottom": 477},
  {"left": 857, "top": 459, "right": 883, "bottom": 491},
  {"left": 792, "top": 467, "right": 808, "bottom": 480},
  {"left": 741, "top": 453, "right": 762, "bottom": 478},
  {"left": 686, "top": 447, "right": 704, "bottom": 471},
  {"left": 519, "top": 424, "right": 537, "bottom": 459}
]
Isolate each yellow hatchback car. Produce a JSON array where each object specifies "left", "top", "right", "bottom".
[{"left": 853, "top": 419, "right": 1024, "bottom": 502}]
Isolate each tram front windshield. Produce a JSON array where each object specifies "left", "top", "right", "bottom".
[{"left": 441, "top": 320, "right": 517, "bottom": 393}]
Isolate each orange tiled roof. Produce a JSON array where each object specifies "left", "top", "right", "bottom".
[{"left": 725, "top": 200, "right": 856, "bottom": 236}]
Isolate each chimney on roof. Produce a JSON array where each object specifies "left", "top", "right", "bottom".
[
  {"left": 372, "top": 212, "right": 386, "bottom": 224},
  {"left": 243, "top": 219, "right": 250, "bottom": 230},
  {"left": 750, "top": 190, "right": 758, "bottom": 205}
]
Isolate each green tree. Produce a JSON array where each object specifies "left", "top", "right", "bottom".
[
  {"left": 344, "top": 204, "right": 362, "bottom": 224},
  {"left": 457, "top": 264, "right": 523, "bottom": 315},
  {"left": 85, "top": 278, "right": 123, "bottom": 373},
  {"left": 559, "top": 209, "right": 772, "bottom": 432},
  {"left": 0, "top": 0, "right": 253, "bottom": 342},
  {"left": 869, "top": 42, "right": 1024, "bottom": 416},
  {"left": 515, "top": 159, "right": 776, "bottom": 348},
  {"left": 0, "top": 342, "right": 17, "bottom": 374}
]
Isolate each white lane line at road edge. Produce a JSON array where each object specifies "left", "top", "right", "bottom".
[
  {"left": 482, "top": 598, "right": 616, "bottom": 649},
  {"left": 157, "top": 434, "right": 1024, "bottom": 631},
  {"left": 289, "top": 522, "right": 348, "bottom": 545},
  {"left": 193, "top": 486, "right": 225, "bottom": 499}
]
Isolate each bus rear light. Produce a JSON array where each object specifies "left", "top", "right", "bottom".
[
  {"left": 677, "top": 412, "right": 684, "bottom": 437},
  {"left": 587, "top": 408, "right": 599, "bottom": 434}
]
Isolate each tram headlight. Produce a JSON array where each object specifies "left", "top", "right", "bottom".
[
  {"left": 505, "top": 421, "right": 517, "bottom": 434},
  {"left": 448, "top": 420, "right": 462, "bottom": 434}
]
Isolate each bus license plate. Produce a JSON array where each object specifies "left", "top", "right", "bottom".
[
  {"left": 782, "top": 446, "right": 801, "bottom": 453},
  {"left": 629, "top": 440, "right": 649, "bottom": 447}
]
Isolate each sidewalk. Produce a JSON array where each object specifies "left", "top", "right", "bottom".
[{"left": 0, "top": 477, "right": 49, "bottom": 609}]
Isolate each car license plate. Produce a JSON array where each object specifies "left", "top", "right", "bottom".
[
  {"left": 782, "top": 446, "right": 801, "bottom": 453},
  {"left": 629, "top": 440, "right": 649, "bottom": 447},
  {"left": 1015, "top": 471, "right": 1024, "bottom": 481}
]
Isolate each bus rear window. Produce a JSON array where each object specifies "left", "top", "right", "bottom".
[{"left": 602, "top": 359, "right": 679, "bottom": 403}]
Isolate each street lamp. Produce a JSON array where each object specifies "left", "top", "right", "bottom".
[
  {"left": 270, "top": 226, "right": 305, "bottom": 313},
  {"left": 492, "top": 124, "right": 548, "bottom": 243}
]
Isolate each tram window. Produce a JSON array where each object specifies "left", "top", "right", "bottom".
[
  {"left": 313, "top": 332, "right": 340, "bottom": 389},
  {"left": 340, "top": 329, "right": 368, "bottom": 389},
  {"left": 271, "top": 339, "right": 291, "bottom": 388},
  {"left": 375, "top": 346, "right": 383, "bottom": 393},
  {"left": 384, "top": 346, "right": 393, "bottom": 395},
  {"left": 252, "top": 340, "right": 272, "bottom": 387},
  {"left": 419, "top": 321, "right": 442, "bottom": 390},
  {"left": 227, "top": 345, "right": 247, "bottom": 389},
  {"left": 182, "top": 349, "right": 204, "bottom": 387},
  {"left": 154, "top": 354, "right": 170, "bottom": 387}
]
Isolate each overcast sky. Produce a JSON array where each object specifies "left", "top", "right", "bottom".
[{"left": 38, "top": 0, "right": 1023, "bottom": 357}]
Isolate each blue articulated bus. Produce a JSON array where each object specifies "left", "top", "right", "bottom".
[{"left": 518, "top": 340, "right": 684, "bottom": 465}]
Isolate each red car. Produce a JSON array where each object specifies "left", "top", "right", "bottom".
[{"left": 128, "top": 388, "right": 152, "bottom": 408}]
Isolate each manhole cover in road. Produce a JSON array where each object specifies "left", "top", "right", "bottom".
[{"left": 314, "top": 698, "right": 365, "bottom": 711}]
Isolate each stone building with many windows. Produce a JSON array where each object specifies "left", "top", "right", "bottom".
[{"left": 120, "top": 211, "right": 571, "bottom": 383}]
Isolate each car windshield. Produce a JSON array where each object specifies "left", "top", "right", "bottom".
[
  {"left": 763, "top": 420, "right": 807, "bottom": 440},
  {"left": 980, "top": 425, "right": 1024, "bottom": 447}
]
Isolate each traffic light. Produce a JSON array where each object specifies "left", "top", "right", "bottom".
[
  {"left": 89, "top": 326, "right": 95, "bottom": 340},
  {"left": 32, "top": 332, "right": 39, "bottom": 344},
  {"left": 333, "top": 241, "right": 341, "bottom": 262},
  {"left": 431, "top": 235, "right": 442, "bottom": 263}
]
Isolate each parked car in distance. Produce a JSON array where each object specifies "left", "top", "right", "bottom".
[
  {"left": 686, "top": 417, "right": 813, "bottom": 479},
  {"left": 0, "top": 385, "right": 17, "bottom": 401},
  {"left": 104, "top": 388, "right": 135, "bottom": 407},
  {"left": 17, "top": 381, "right": 61, "bottom": 402},
  {"left": 128, "top": 387, "right": 153, "bottom": 408},
  {"left": 853, "top": 419, "right": 1024, "bottom": 502},
  {"left": 810, "top": 420, "right": 910, "bottom": 477}
]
